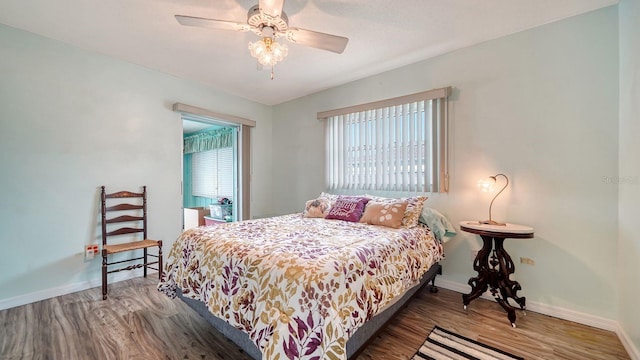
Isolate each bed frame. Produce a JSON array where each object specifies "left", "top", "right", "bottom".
[{"left": 177, "top": 263, "right": 442, "bottom": 359}]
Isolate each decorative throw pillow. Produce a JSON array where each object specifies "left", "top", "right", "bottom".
[
  {"left": 366, "top": 195, "right": 428, "bottom": 228},
  {"left": 303, "top": 198, "right": 331, "bottom": 218},
  {"left": 402, "top": 196, "right": 428, "bottom": 228},
  {"left": 325, "top": 196, "right": 370, "bottom": 222},
  {"left": 319, "top": 192, "right": 340, "bottom": 207},
  {"left": 359, "top": 200, "right": 408, "bottom": 228}
]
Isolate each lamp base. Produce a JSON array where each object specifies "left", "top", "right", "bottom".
[{"left": 479, "top": 220, "right": 506, "bottom": 226}]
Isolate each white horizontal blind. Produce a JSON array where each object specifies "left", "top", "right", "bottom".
[
  {"left": 192, "top": 147, "right": 234, "bottom": 199},
  {"left": 326, "top": 95, "right": 448, "bottom": 193},
  {"left": 216, "top": 147, "right": 234, "bottom": 198}
]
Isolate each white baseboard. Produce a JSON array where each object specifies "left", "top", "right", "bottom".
[
  {"left": 434, "top": 278, "right": 639, "bottom": 359},
  {"left": 616, "top": 322, "right": 640, "bottom": 360},
  {"left": 434, "top": 278, "right": 617, "bottom": 330},
  {"left": 0, "top": 270, "right": 156, "bottom": 311}
]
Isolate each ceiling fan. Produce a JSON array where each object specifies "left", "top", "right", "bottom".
[{"left": 175, "top": 0, "right": 349, "bottom": 79}]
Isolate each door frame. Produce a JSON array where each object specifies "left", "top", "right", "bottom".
[{"left": 174, "top": 103, "right": 255, "bottom": 220}]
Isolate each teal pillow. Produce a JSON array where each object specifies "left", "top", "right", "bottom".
[{"left": 420, "top": 207, "right": 456, "bottom": 242}]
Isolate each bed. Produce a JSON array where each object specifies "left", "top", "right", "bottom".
[{"left": 158, "top": 207, "right": 445, "bottom": 360}]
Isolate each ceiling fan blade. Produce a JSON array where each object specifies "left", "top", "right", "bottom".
[
  {"left": 259, "top": 0, "right": 285, "bottom": 18},
  {"left": 286, "top": 28, "right": 349, "bottom": 54},
  {"left": 175, "top": 15, "right": 250, "bottom": 32}
]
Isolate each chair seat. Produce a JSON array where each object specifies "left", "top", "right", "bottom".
[{"left": 104, "top": 239, "right": 161, "bottom": 254}]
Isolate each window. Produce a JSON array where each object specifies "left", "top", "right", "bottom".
[
  {"left": 191, "top": 146, "right": 235, "bottom": 200},
  {"left": 320, "top": 87, "right": 451, "bottom": 193}
]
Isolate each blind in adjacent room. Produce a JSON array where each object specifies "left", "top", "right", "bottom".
[
  {"left": 191, "top": 147, "right": 234, "bottom": 199},
  {"left": 319, "top": 86, "right": 451, "bottom": 193}
]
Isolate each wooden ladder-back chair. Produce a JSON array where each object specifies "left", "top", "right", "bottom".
[{"left": 100, "top": 186, "right": 162, "bottom": 300}]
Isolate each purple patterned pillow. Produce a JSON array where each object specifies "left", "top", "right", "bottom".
[{"left": 325, "top": 196, "right": 370, "bottom": 222}]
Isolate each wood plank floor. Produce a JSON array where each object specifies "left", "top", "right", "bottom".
[{"left": 0, "top": 276, "right": 629, "bottom": 359}]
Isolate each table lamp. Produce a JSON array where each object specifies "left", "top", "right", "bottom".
[{"left": 478, "top": 173, "right": 509, "bottom": 226}]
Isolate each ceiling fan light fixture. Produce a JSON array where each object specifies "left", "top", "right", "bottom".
[{"left": 248, "top": 37, "right": 288, "bottom": 79}]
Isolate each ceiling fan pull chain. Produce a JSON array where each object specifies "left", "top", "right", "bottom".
[{"left": 271, "top": 65, "right": 275, "bottom": 80}]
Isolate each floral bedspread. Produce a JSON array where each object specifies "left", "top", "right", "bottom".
[{"left": 158, "top": 214, "right": 443, "bottom": 360}]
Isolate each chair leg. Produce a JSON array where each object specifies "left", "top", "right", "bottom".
[
  {"left": 102, "top": 250, "right": 108, "bottom": 300},
  {"left": 158, "top": 241, "right": 163, "bottom": 280},
  {"left": 143, "top": 248, "right": 148, "bottom": 278}
]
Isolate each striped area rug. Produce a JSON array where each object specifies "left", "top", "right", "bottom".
[{"left": 412, "top": 326, "right": 524, "bottom": 360}]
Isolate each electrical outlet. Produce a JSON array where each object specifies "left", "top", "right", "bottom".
[
  {"left": 519, "top": 257, "right": 535, "bottom": 266},
  {"left": 85, "top": 244, "right": 99, "bottom": 260}
]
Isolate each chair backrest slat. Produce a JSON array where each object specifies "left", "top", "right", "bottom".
[
  {"left": 106, "top": 204, "right": 143, "bottom": 212},
  {"left": 107, "top": 227, "right": 144, "bottom": 237},
  {"left": 106, "top": 191, "right": 143, "bottom": 199},
  {"left": 106, "top": 215, "right": 144, "bottom": 224}
]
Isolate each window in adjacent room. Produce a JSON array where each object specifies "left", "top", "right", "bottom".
[
  {"left": 319, "top": 86, "right": 451, "bottom": 193},
  {"left": 191, "top": 144, "right": 234, "bottom": 200}
]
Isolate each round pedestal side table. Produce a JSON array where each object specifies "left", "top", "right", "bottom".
[{"left": 459, "top": 221, "right": 534, "bottom": 328}]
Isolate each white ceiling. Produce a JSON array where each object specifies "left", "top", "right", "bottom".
[{"left": 0, "top": 0, "right": 617, "bottom": 105}]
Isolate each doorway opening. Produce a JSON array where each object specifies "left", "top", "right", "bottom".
[
  {"left": 175, "top": 102, "right": 255, "bottom": 225},
  {"left": 182, "top": 115, "right": 238, "bottom": 228}
]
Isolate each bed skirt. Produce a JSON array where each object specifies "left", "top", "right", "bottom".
[{"left": 176, "top": 262, "right": 442, "bottom": 359}]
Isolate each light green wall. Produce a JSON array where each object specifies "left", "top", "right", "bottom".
[
  {"left": 0, "top": 23, "right": 273, "bottom": 303},
  {"left": 618, "top": 0, "right": 640, "bottom": 355},
  {"left": 272, "top": 7, "right": 620, "bottom": 320}
]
